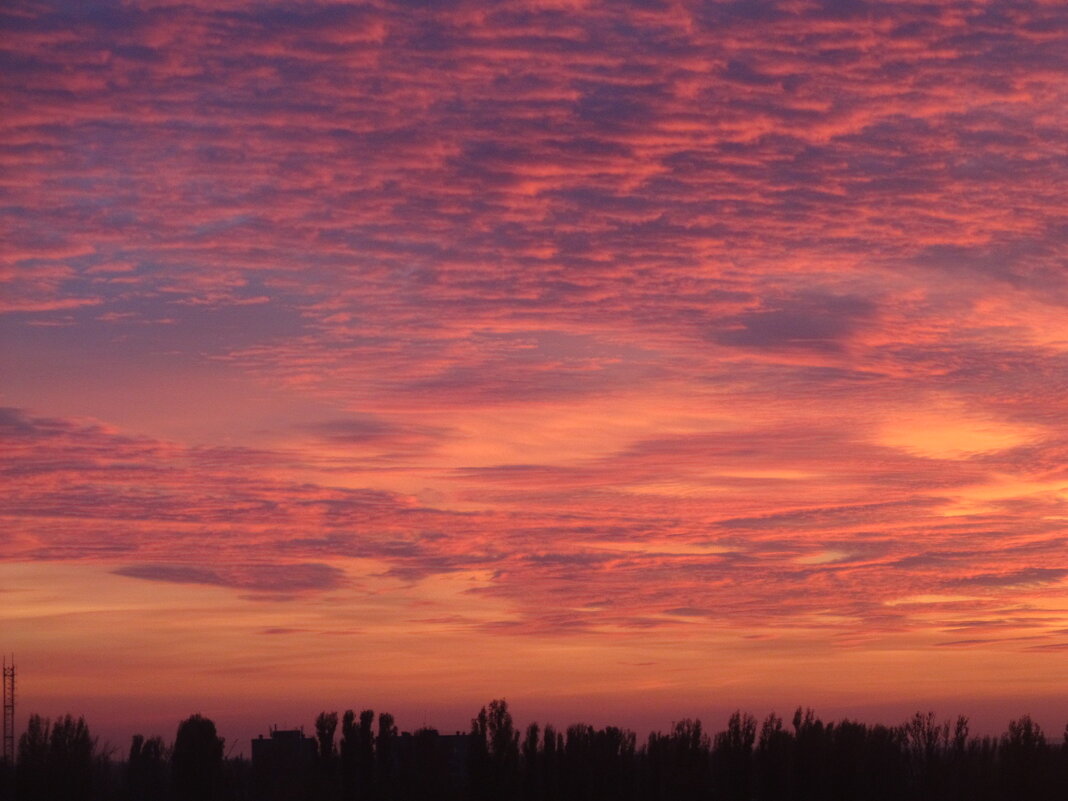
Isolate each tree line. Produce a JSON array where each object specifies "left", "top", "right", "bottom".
[{"left": 1, "top": 701, "right": 1067, "bottom": 800}]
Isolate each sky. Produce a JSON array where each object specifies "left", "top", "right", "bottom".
[{"left": 1, "top": 0, "right": 1067, "bottom": 752}]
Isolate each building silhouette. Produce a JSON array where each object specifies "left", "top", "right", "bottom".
[{"left": 251, "top": 726, "right": 317, "bottom": 801}]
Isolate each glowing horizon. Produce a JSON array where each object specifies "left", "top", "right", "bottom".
[{"left": 2, "top": 0, "right": 1067, "bottom": 752}]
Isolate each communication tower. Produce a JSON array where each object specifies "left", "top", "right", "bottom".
[{"left": 2, "top": 656, "right": 13, "bottom": 766}]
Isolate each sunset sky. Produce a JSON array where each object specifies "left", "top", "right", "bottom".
[{"left": 2, "top": 0, "right": 1067, "bottom": 751}]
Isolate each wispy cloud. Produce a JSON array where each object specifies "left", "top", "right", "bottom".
[{"left": 113, "top": 562, "right": 346, "bottom": 593}]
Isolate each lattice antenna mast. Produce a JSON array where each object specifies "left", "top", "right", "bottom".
[{"left": 2, "top": 655, "right": 14, "bottom": 766}]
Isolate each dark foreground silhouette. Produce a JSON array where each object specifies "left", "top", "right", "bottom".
[{"left": 2, "top": 701, "right": 1067, "bottom": 800}]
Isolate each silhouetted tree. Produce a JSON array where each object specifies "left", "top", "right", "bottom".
[
  {"left": 520, "top": 722, "right": 541, "bottom": 801},
  {"left": 1059, "top": 725, "right": 1068, "bottom": 801},
  {"left": 713, "top": 711, "right": 756, "bottom": 801},
  {"left": 791, "top": 707, "right": 828, "bottom": 801},
  {"left": 127, "top": 734, "right": 167, "bottom": 801},
  {"left": 824, "top": 720, "right": 865, "bottom": 801},
  {"left": 172, "top": 713, "right": 223, "bottom": 801},
  {"left": 317, "top": 711, "right": 339, "bottom": 763},
  {"left": 559, "top": 722, "right": 636, "bottom": 801},
  {"left": 563, "top": 724, "right": 597, "bottom": 801},
  {"left": 50, "top": 715, "right": 95, "bottom": 800},
  {"left": 15, "top": 714, "right": 95, "bottom": 801},
  {"left": 755, "top": 713, "right": 791, "bottom": 801},
  {"left": 376, "top": 712, "right": 398, "bottom": 801},
  {"left": 469, "top": 705, "right": 491, "bottom": 801},
  {"left": 542, "top": 723, "right": 563, "bottom": 801},
  {"left": 643, "top": 719, "right": 710, "bottom": 801},
  {"left": 341, "top": 710, "right": 359, "bottom": 801},
  {"left": 1000, "top": 714, "right": 1050, "bottom": 801},
  {"left": 903, "top": 711, "right": 949, "bottom": 800},
  {"left": 8, "top": 701, "right": 1068, "bottom": 801},
  {"left": 358, "top": 710, "right": 376, "bottom": 800},
  {"left": 316, "top": 711, "right": 340, "bottom": 800},
  {"left": 944, "top": 715, "right": 970, "bottom": 801},
  {"left": 340, "top": 709, "right": 376, "bottom": 801},
  {"left": 864, "top": 723, "right": 907, "bottom": 801},
  {"left": 15, "top": 715, "right": 50, "bottom": 801},
  {"left": 488, "top": 699, "right": 520, "bottom": 800}
]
